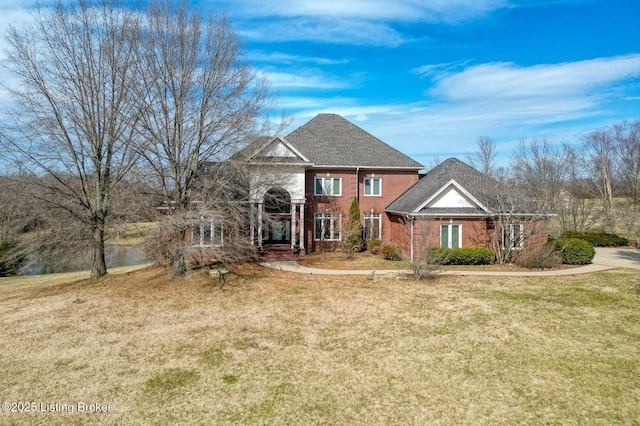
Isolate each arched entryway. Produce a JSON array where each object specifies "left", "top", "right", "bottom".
[
  {"left": 263, "top": 188, "right": 292, "bottom": 245},
  {"left": 253, "top": 187, "right": 305, "bottom": 251}
]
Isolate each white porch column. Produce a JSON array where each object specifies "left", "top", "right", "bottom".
[
  {"left": 291, "top": 203, "right": 297, "bottom": 248},
  {"left": 257, "top": 202, "right": 263, "bottom": 248},
  {"left": 299, "top": 203, "right": 305, "bottom": 250},
  {"left": 250, "top": 203, "right": 255, "bottom": 245}
]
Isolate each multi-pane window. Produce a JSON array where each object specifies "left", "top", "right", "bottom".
[
  {"left": 503, "top": 223, "right": 524, "bottom": 250},
  {"left": 363, "top": 213, "right": 382, "bottom": 240},
  {"left": 315, "top": 177, "right": 341, "bottom": 196},
  {"left": 440, "top": 224, "right": 461, "bottom": 248},
  {"left": 364, "top": 178, "right": 382, "bottom": 196},
  {"left": 314, "top": 213, "right": 342, "bottom": 241},
  {"left": 192, "top": 217, "right": 224, "bottom": 247}
]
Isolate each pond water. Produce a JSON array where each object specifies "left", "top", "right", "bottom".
[{"left": 21, "top": 245, "right": 146, "bottom": 276}]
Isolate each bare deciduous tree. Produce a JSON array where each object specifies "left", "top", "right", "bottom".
[
  {"left": 0, "top": 0, "right": 144, "bottom": 278},
  {"left": 136, "top": 0, "right": 275, "bottom": 276},
  {"left": 612, "top": 120, "right": 640, "bottom": 242},
  {"left": 466, "top": 136, "right": 497, "bottom": 177},
  {"left": 582, "top": 128, "right": 617, "bottom": 233},
  {"left": 511, "top": 138, "right": 570, "bottom": 213}
]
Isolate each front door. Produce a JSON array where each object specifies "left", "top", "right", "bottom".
[{"left": 264, "top": 218, "right": 291, "bottom": 245}]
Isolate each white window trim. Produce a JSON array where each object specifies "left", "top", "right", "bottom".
[
  {"left": 364, "top": 212, "right": 382, "bottom": 240},
  {"left": 314, "top": 177, "right": 342, "bottom": 196},
  {"left": 440, "top": 223, "right": 462, "bottom": 249},
  {"left": 503, "top": 223, "right": 524, "bottom": 250},
  {"left": 363, "top": 177, "right": 382, "bottom": 197},
  {"left": 314, "top": 212, "right": 342, "bottom": 241}
]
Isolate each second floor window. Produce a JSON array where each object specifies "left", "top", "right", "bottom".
[
  {"left": 364, "top": 178, "right": 381, "bottom": 196},
  {"left": 315, "top": 177, "right": 341, "bottom": 196}
]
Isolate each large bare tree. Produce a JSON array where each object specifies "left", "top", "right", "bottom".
[
  {"left": 511, "top": 138, "right": 571, "bottom": 213},
  {"left": 582, "top": 128, "right": 617, "bottom": 233},
  {"left": 466, "top": 136, "right": 498, "bottom": 177},
  {"left": 612, "top": 120, "right": 640, "bottom": 241},
  {"left": 136, "top": 0, "right": 274, "bottom": 276},
  {"left": 0, "top": 0, "right": 144, "bottom": 278}
]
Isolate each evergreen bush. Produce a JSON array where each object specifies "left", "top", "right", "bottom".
[
  {"left": 560, "top": 231, "right": 628, "bottom": 247},
  {"left": 550, "top": 238, "right": 595, "bottom": 265},
  {"left": 426, "top": 247, "right": 494, "bottom": 265}
]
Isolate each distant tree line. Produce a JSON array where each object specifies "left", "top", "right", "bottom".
[{"left": 466, "top": 119, "right": 640, "bottom": 244}]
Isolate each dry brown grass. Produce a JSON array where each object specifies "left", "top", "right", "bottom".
[
  {"left": 1, "top": 265, "right": 639, "bottom": 425},
  {"left": 297, "top": 251, "right": 574, "bottom": 272},
  {"left": 297, "top": 251, "right": 410, "bottom": 270}
]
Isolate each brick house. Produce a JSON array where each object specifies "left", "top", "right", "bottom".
[
  {"left": 241, "top": 114, "right": 551, "bottom": 260},
  {"left": 386, "top": 157, "right": 553, "bottom": 261},
  {"left": 243, "top": 113, "right": 423, "bottom": 254}
]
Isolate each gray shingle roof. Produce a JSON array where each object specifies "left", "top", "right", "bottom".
[
  {"left": 386, "top": 157, "right": 498, "bottom": 214},
  {"left": 284, "top": 114, "right": 424, "bottom": 169}
]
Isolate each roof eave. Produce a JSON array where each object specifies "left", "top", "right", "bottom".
[{"left": 311, "top": 165, "right": 424, "bottom": 170}]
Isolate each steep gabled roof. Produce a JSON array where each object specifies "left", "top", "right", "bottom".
[
  {"left": 386, "top": 157, "right": 498, "bottom": 214},
  {"left": 284, "top": 114, "right": 424, "bottom": 169},
  {"left": 234, "top": 135, "right": 312, "bottom": 166}
]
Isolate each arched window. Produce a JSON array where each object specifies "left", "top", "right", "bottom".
[{"left": 264, "top": 188, "right": 291, "bottom": 214}]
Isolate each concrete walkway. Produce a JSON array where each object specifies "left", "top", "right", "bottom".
[
  {"left": 592, "top": 247, "right": 640, "bottom": 269},
  {"left": 260, "top": 247, "right": 639, "bottom": 277}
]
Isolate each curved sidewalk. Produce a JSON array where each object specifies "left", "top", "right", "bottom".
[
  {"left": 259, "top": 261, "right": 615, "bottom": 277},
  {"left": 260, "top": 248, "right": 639, "bottom": 277}
]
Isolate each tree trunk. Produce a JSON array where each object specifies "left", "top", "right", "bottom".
[
  {"left": 91, "top": 222, "right": 107, "bottom": 278},
  {"left": 170, "top": 227, "right": 188, "bottom": 277}
]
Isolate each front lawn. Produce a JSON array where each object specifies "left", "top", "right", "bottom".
[{"left": 1, "top": 266, "right": 639, "bottom": 424}]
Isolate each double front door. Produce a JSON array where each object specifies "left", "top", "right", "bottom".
[{"left": 263, "top": 218, "right": 291, "bottom": 245}]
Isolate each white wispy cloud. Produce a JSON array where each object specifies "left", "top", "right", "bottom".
[
  {"left": 261, "top": 71, "right": 351, "bottom": 90},
  {"left": 224, "top": 0, "right": 515, "bottom": 45},
  {"left": 250, "top": 51, "right": 349, "bottom": 66},
  {"left": 282, "top": 54, "right": 640, "bottom": 163},
  {"left": 240, "top": 17, "right": 406, "bottom": 47},
  {"left": 228, "top": 0, "right": 510, "bottom": 24},
  {"left": 428, "top": 55, "right": 640, "bottom": 103}
]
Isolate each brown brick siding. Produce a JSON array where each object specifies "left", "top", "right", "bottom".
[{"left": 304, "top": 169, "right": 419, "bottom": 251}]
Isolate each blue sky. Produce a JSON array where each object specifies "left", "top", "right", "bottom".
[{"left": 2, "top": 0, "right": 639, "bottom": 167}]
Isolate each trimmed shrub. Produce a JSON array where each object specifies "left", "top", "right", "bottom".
[
  {"left": 550, "top": 238, "right": 595, "bottom": 265},
  {"left": 560, "top": 231, "right": 628, "bottom": 247},
  {"left": 381, "top": 244, "right": 402, "bottom": 261},
  {"left": 367, "top": 239, "right": 382, "bottom": 255},
  {"left": 513, "top": 244, "right": 561, "bottom": 269},
  {"left": 427, "top": 247, "right": 494, "bottom": 265}
]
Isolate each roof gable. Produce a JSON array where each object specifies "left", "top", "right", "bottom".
[
  {"left": 415, "top": 179, "right": 490, "bottom": 213},
  {"left": 254, "top": 136, "right": 310, "bottom": 163},
  {"left": 386, "top": 158, "right": 497, "bottom": 215},
  {"left": 284, "top": 114, "right": 424, "bottom": 169}
]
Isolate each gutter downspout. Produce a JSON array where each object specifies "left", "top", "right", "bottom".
[
  {"left": 355, "top": 167, "right": 360, "bottom": 202},
  {"left": 408, "top": 214, "right": 414, "bottom": 262}
]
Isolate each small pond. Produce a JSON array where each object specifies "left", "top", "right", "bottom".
[{"left": 21, "top": 245, "right": 146, "bottom": 276}]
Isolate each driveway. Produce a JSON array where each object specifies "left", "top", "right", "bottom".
[{"left": 592, "top": 247, "right": 640, "bottom": 269}]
